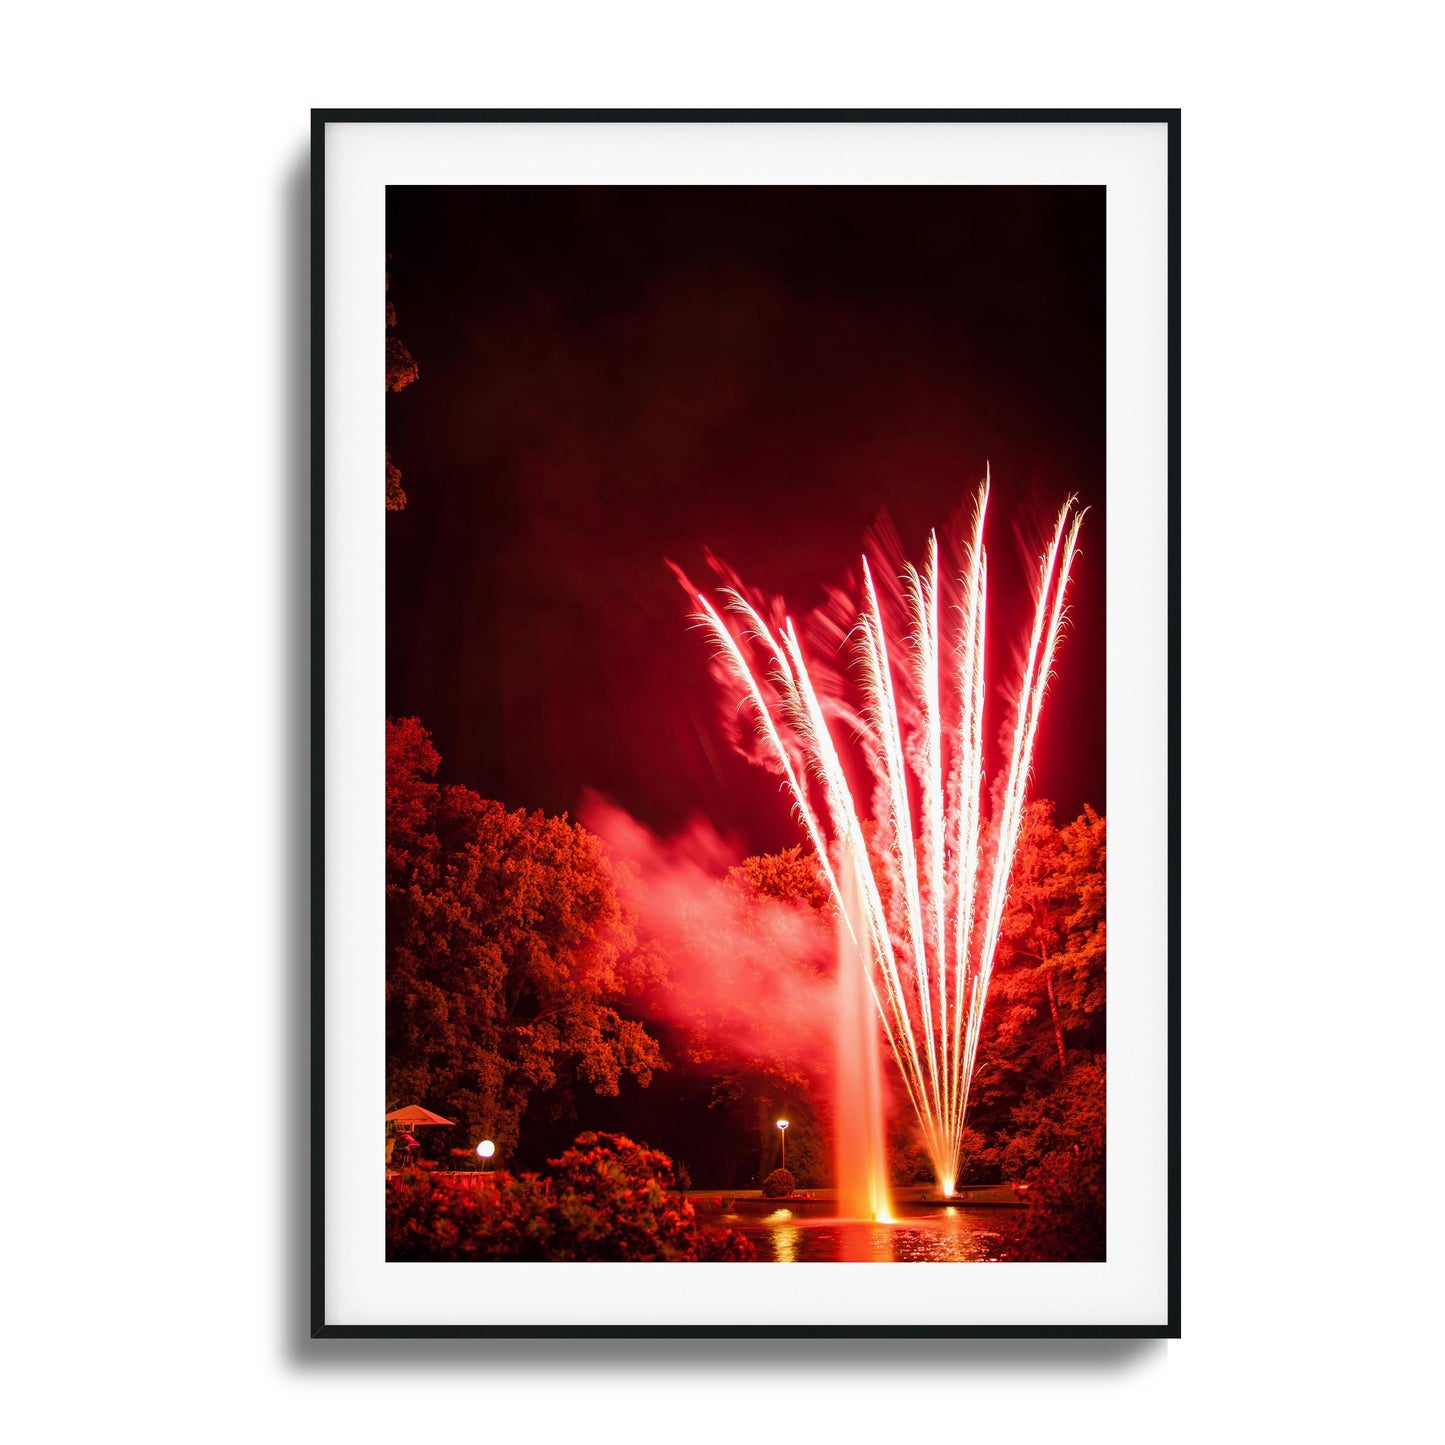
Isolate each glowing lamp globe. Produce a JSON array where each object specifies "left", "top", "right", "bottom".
[{"left": 477, "top": 1140, "right": 495, "bottom": 1159}]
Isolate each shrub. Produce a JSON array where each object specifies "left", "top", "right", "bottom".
[
  {"left": 1003, "top": 1141, "right": 1105, "bottom": 1262},
  {"left": 547, "top": 1132, "right": 709, "bottom": 1261},
  {"left": 386, "top": 1131, "right": 755, "bottom": 1262},
  {"left": 386, "top": 1170, "right": 556, "bottom": 1261},
  {"left": 761, "top": 1168, "right": 796, "bottom": 1198}
]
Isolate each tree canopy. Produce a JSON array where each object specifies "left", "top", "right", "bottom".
[
  {"left": 386, "top": 718, "right": 662, "bottom": 1156},
  {"left": 976, "top": 800, "right": 1106, "bottom": 1104}
]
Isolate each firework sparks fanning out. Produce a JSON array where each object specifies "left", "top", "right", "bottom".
[{"left": 684, "top": 474, "right": 1085, "bottom": 1195}]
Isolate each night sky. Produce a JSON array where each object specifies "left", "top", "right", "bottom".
[{"left": 386, "top": 186, "right": 1105, "bottom": 855}]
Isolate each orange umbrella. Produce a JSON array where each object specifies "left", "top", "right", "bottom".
[{"left": 384, "top": 1105, "right": 456, "bottom": 1128}]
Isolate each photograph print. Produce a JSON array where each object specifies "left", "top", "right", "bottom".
[{"left": 382, "top": 184, "right": 1106, "bottom": 1266}]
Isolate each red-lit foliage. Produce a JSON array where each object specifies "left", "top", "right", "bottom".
[
  {"left": 387, "top": 721, "right": 664, "bottom": 1159},
  {"left": 386, "top": 1132, "right": 755, "bottom": 1262},
  {"left": 1001, "top": 1063, "right": 1106, "bottom": 1262},
  {"left": 996, "top": 801, "right": 1107, "bottom": 1072},
  {"left": 387, "top": 1169, "right": 555, "bottom": 1261},
  {"left": 968, "top": 802, "right": 1106, "bottom": 1129},
  {"left": 760, "top": 1168, "right": 796, "bottom": 1199}
]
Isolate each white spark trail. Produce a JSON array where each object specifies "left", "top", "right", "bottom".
[{"left": 687, "top": 476, "right": 1084, "bottom": 1194}]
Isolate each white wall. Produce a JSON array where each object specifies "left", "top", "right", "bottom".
[{"left": 4, "top": 4, "right": 1439, "bottom": 1440}]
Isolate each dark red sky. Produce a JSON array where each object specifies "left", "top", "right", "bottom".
[{"left": 386, "top": 185, "right": 1105, "bottom": 855}]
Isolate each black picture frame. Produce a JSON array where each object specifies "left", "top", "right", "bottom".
[{"left": 311, "top": 108, "right": 1180, "bottom": 1340}]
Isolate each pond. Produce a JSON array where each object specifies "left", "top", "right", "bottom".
[{"left": 697, "top": 1199, "right": 1024, "bottom": 1263}]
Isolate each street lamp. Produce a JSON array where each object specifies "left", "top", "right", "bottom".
[
  {"left": 477, "top": 1139, "right": 495, "bottom": 1172},
  {"left": 776, "top": 1119, "right": 789, "bottom": 1171}
]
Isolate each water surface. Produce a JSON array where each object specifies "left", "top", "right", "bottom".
[{"left": 711, "top": 1201, "right": 1022, "bottom": 1263}]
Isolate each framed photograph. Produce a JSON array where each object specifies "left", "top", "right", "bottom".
[{"left": 313, "top": 109, "right": 1179, "bottom": 1338}]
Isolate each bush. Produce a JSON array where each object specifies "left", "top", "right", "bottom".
[
  {"left": 386, "top": 1169, "right": 556, "bottom": 1261},
  {"left": 1003, "top": 1141, "right": 1105, "bottom": 1262},
  {"left": 761, "top": 1168, "right": 796, "bottom": 1198},
  {"left": 386, "top": 1132, "right": 755, "bottom": 1262}
]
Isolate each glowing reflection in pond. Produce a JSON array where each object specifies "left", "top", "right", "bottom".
[{"left": 722, "top": 1203, "right": 1020, "bottom": 1263}]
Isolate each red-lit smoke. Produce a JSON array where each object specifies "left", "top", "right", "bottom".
[{"left": 581, "top": 794, "right": 834, "bottom": 1083}]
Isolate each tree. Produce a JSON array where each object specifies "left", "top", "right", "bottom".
[
  {"left": 385, "top": 265, "right": 419, "bottom": 510},
  {"left": 1001, "top": 1058, "right": 1106, "bottom": 1180},
  {"left": 946, "top": 802, "right": 1108, "bottom": 1255},
  {"left": 727, "top": 846, "right": 830, "bottom": 910},
  {"left": 1002, "top": 1061, "right": 1106, "bottom": 1261},
  {"left": 924, "top": 799, "right": 1107, "bottom": 1208},
  {"left": 972, "top": 802, "right": 1106, "bottom": 1111},
  {"left": 386, "top": 718, "right": 663, "bottom": 1157}
]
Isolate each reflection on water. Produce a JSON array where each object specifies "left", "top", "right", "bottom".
[
  {"left": 761, "top": 1209, "right": 800, "bottom": 1263},
  {"left": 722, "top": 1203, "right": 1019, "bottom": 1263},
  {"left": 765, "top": 1211, "right": 802, "bottom": 1263}
]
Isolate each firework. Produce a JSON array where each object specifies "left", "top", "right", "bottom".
[{"left": 686, "top": 473, "right": 1084, "bottom": 1195}]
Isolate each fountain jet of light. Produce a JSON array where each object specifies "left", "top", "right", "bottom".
[{"left": 835, "top": 845, "right": 894, "bottom": 1224}]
